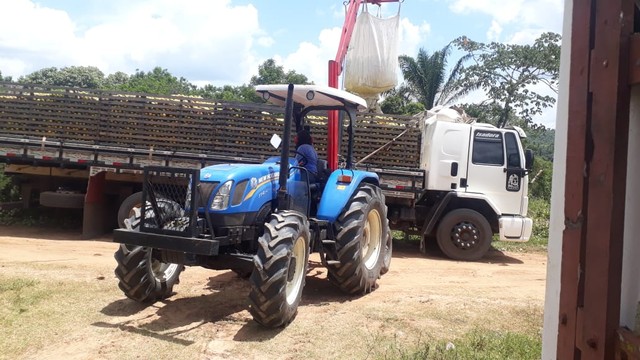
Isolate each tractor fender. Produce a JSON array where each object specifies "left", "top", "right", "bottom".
[{"left": 316, "top": 170, "right": 379, "bottom": 222}]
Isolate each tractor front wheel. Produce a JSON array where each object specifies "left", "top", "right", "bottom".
[
  {"left": 327, "top": 184, "right": 389, "bottom": 294},
  {"left": 114, "top": 245, "right": 184, "bottom": 303},
  {"left": 249, "top": 211, "right": 310, "bottom": 328}
]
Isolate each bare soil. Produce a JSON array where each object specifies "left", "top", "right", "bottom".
[{"left": 0, "top": 226, "right": 547, "bottom": 360}]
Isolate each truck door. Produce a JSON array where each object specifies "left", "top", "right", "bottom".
[{"left": 465, "top": 129, "right": 525, "bottom": 215}]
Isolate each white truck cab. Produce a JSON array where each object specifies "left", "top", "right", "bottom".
[{"left": 421, "top": 118, "right": 533, "bottom": 243}]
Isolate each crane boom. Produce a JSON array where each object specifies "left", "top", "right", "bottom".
[{"left": 327, "top": 0, "right": 400, "bottom": 171}]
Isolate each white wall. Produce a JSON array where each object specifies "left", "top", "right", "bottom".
[
  {"left": 541, "top": 0, "right": 573, "bottom": 358},
  {"left": 620, "top": 85, "right": 640, "bottom": 329}
]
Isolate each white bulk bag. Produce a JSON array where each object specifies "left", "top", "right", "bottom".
[{"left": 344, "top": 8, "right": 400, "bottom": 97}]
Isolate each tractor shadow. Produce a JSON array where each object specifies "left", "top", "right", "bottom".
[{"left": 96, "top": 263, "right": 358, "bottom": 344}]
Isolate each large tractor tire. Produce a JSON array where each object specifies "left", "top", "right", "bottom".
[
  {"left": 249, "top": 211, "right": 310, "bottom": 328},
  {"left": 327, "top": 183, "right": 389, "bottom": 295},
  {"left": 114, "top": 244, "right": 184, "bottom": 303},
  {"left": 436, "top": 208, "right": 492, "bottom": 261},
  {"left": 380, "top": 231, "right": 393, "bottom": 275}
]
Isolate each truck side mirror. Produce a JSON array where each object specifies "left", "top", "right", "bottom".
[{"left": 525, "top": 149, "right": 534, "bottom": 171}]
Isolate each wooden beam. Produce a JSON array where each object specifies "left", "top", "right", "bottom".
[
  {"left": 629, "top": 34, "right": 640, "bottom": 85},
  {"left": 580, "top": 0, "right": 633, "bottom": 357},
  {"left": 557, "top": 0, "right": 594, "bottom": 357},
  {"left": 558, "top": 0, "right": 634, "bottom": 358}
]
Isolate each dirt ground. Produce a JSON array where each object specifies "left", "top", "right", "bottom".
[{"left": 0, "top": 226, "right": 547, "bottom": 360}]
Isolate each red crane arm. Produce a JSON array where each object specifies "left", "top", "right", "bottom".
[{"left": 327, "top": 0, "right": 400, "bottom": 171}]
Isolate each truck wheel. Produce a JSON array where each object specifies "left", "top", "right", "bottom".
[
  {"left": 117, "top": 192, "right": 143, "bottom": 228},
  {"left": 114, "top": 244, "right": 184, "bottom": 303},
  {"left": 327, "top": 184, "right": 389, "bottom": 294},
  {"left": 249, "top": 211, "right": 310, "bottom": 328},
  {"left": 380, "top": 232, "right": 393, "bottom": 275},
  {"left": 436, "top": 208, "right": 492, "bottom": 261}
]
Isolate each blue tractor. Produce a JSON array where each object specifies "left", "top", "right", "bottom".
[{"left": 112, "top": 84, "right": 392, "bottom": 327}]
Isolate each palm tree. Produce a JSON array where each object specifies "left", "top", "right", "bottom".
[{"left": 398, "top": 43, "right": 472, "bottom": 110}]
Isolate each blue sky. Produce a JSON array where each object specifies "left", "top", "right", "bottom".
[{"left": 0, "top": 0, "right": 564, "bottom": 126}]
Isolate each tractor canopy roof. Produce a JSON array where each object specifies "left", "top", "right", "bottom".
[{"left": 255, "top": 84, "right": 367, "bottom": 112}]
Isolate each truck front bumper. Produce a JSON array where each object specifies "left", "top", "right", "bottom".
[
  {"left": 498, "top": 216, "right": 533, "bottom": 242},
  {"left": 113, "top": 229, "right": 221, "bottom": 255}
]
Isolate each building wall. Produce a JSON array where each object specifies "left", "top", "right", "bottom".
[
  {"left": 541, "top": 0, "right": 572, "bottom": 357},
  {"left": 620, "top": 85, "right": 640, "bottom": 329}
]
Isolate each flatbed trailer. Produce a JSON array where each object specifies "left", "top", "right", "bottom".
[{"left": 0, "top": 82, "right": 422, "bottom": 238}]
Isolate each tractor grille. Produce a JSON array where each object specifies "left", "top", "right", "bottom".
[
  {"left": 140, "top": 167, "right": 200, "bottom": 237},
  {"left": 197, "top": 181, "right": 219, "bottom": 208}
]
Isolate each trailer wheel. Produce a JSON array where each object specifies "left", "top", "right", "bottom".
[
  {"left": 249, "top": 211, "right": 310, "bottom": 328},
  {"left": 380, "top": 231, "right": 393, "bottom": 275},
  {"left": 327, "top": 184, "right": 389, "bottom": 294},
  {"left": 117, "top": 192, "right": 143, "bottom": 228},
  {"left": 436, "top": 208, "right": 492, "bottom": 261},
  {"left": 114, "top": 244, "right": 184, "bottom": 303}
]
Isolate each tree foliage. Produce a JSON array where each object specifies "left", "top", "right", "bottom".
[
  {"left": 380, "top": 86, "right": 425, "bottom": 115},
  {"left": 250, "top": 59, "right": 311, "bottom": 85},
  {"left": 454, "top": 32, "right": 561, "bottom": 128},
  {"left": 116, "top": 67, "right": 196, "bottom": 95},
  {"left": 19, "top": 66, "right": 105, "bottom": 88},
  {"left": 398, "top": 43, "right": 471, "bottom": 110},
  {"left": 0, "top": 70, "right": 12, "bottom": 82}
]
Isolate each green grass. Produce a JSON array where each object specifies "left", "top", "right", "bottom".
[{"left": 379, "top": 328, "right": 541, "bottom": 360}]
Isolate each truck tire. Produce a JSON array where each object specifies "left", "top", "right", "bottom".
[
  {"left": 117, "top": 192, "right": 143, "bottom": 228},
  {"left": 380, "top": 232, "right": 393, "bottom": 275},
  {"left": 327, "top": 184, "right": 389, "bottom": 294},
  {"left": 249, "top": 211, "right": 310, "bottom": 328},
  {"left": 39, "top": 191, "right": 85, "bottom": 209},
  {"left": 114, "top": 244, "right": 184, "bottom": 303},
  {"left": 436, "top": 208, "right": 492, "bottom": 261}
]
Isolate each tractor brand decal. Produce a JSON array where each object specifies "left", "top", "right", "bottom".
[
  {"left": 203, "top": 173, "right": 212, "bottom": 179},
  {"left": 506, "top": 171, "right": 521, "bottom": 192},
  {"left": 250, "top": 177, "right": 258, "bottom": 189},
  {"left": 244, "top": 172, "right": 279, "bottom": 201}
]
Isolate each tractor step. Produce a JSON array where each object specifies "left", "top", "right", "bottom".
[
  {"left": 322, "top": 239, "right": 336, "bottom": 245},
  {"left": 326, "top": 260, "right": 341, "bottom": 266}
]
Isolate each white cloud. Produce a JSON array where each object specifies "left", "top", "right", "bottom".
[
  {"left": 486, "top": 21, "right": 503, "bottom": 41},
  {"left": 0, "top": 0, "right": 267, "bottom": 84},
  {"left": 278, "top": 15, "right": 430, "bottom": 86},
  {"left": 448, "top": 0, "right": 563, "bottom": 39}
]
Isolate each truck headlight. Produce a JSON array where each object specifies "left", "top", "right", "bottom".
[{"left": 211, "top": 180, "right": 233, "bottom": 210}]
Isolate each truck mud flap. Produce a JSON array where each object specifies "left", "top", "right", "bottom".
[{"left": 113, "top": 229, "right": 220, "bottom": 256}]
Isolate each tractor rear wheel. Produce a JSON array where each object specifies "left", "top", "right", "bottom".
[
  {"left": 380, "top": 231, "right": 393, "bottom": 275},
  {"left": 114, "top": 244, "right": 184, "bottom": 303},
  {"left": 249, "top": 211, "right": 310, "bottom": 328},
  {"left": 327, "top": 184, "right": 389, "bottom": 294}
]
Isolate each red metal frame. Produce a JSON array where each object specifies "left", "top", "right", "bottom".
[{"left": 327, "top": 0, "right": 400, "bottom": 170}]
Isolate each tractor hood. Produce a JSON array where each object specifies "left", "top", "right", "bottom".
[{"left": 199, "top": 157, "right": 295, "bottom": 184}]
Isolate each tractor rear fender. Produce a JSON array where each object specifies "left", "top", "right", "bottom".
[{"left": 316, "top": 170, "right": 379, "bottom": 222}]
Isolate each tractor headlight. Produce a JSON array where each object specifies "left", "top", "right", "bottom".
[{"left": 211, "top": 180, "right": 233, "bottom": 210}]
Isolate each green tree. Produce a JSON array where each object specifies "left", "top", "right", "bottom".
[
  {"left": 103, "top": 71, "right": 130, "bottom": 90},
  {"left": 19, "top": 66, "right": 105, "bottom": 88},
  {"left": 454, "top": 32, "right": 561, "bottom": 128},
  {"left": 196, "top": 84, "right": 261, "bottom": 103},
  {"left": 250, "top": 59, "right": 311, "bottom": 85},
  {"left": 380, "top": 86, "right": 425, "bottom": 115},
  {"left": 398, "top": 43, "right": 471, "bottom": 110},
  {"left": 0, "top": 70, "right": 12, "bottom": 82},
  {"left": 118, "top": 67, "right": 196, "bottom": 95}
]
